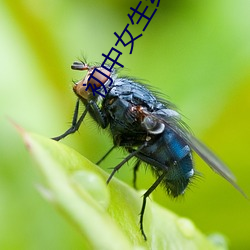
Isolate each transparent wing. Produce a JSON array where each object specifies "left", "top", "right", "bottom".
[
  {"left": 169, "top": 121, "right": 247, "bottom": 198},
  {"left": 149, "top": 110, "right": 247, "bottom": 198}
]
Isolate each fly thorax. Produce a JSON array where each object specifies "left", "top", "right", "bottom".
[{"left": 142, "top": 116, "right": 165, "bottom": 134}]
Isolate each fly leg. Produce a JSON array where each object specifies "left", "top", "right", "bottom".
[
  {"left": 88, "top": 100, "right": 107, "bottom": 129},
  {"left": 140, "top": 172, "right": 166, "bottom": 240},
  {"left": 107, "top": 144, "right": 146, "bottom": 184},
  {"left": 96, "top": 145, "right": 116, "bottom": 165},
  {"left": 133, "top": 160, "right": 141, "bottom": 189},
  {"left": 52, "top": 99, "right": 107, "bottom": 141},
  {"left": 52, "top": 99, "right": 88, "bottom": 141}
]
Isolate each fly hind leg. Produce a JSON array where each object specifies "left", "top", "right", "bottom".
[{"left": 140, "top": 172, "right": 166, "bottom": 240}]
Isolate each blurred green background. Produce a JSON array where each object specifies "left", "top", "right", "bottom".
[{"left": 1, "top": 0, "right": 250, "bottom": 249}]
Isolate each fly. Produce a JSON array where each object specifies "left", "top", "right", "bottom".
[{"left": 52, "top": 61, "right": 247, "bottom": 240}]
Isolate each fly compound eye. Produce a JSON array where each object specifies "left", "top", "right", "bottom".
[
  {"left": 142, "top": 116, "right": 165, "bottom": 134},
  {"left": 87, "top": 67, "right": 111, "bottom": 88},
  {"left": 72, "top": 64, "right": 112, "bottom": 100},
  {"left": 71, "top": 61, "right": 111, "bottom": 88}
]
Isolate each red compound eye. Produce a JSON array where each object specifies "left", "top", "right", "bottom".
[
  {"left": 72, "top": 61, "right": 111, "bottom": 100},
  {"left": 87, "top": 67, "right": 111, "bottom": 88}
]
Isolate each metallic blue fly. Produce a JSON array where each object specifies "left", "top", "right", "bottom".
[{"left": 52, "top": 61, "right": 246, "bottom": 240}]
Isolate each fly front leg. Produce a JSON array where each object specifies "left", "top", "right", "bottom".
[
  {"left": 52, "top": 99, "right": 108, "bottom": 141},
  {"left": 52, "top": 99, "right": 88, "bottom": 141},
  {"left": 88, "top": 100, "right": 107, "bottom": 129}
]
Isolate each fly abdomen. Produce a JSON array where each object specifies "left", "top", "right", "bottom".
[
  {"left": 165, "top": 129, "right": 191, "bottom": 161},
  {"left": 163, "top": 129, "right": 194, "bottom": 196},
  {"left": 137, "top": 128, "right": 194, "bottom": 197},
  {"left": 163, "top": 153, "right": 193, "bottom": 197}
]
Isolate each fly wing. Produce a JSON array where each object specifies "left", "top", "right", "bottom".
[
  {"left": 150, "top": 110, "right": 247, "bottom": 198},
  {"left": 169, "top": 122, "right": 247, "bottom": 198}
]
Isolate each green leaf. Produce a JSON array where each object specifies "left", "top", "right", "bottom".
[{"left": 19, "top": 128, "right": 226, "bottom": 250}]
